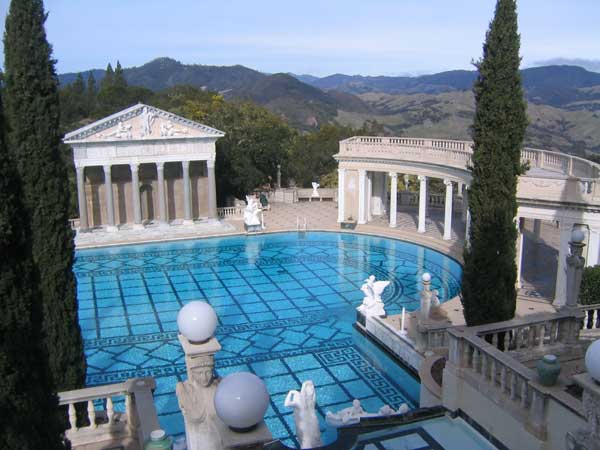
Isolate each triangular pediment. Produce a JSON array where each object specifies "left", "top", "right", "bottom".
[{"left": 64, "top": 104, "right": 225, "bottom": 143}]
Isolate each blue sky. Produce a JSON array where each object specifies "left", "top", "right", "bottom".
[{"left": 0, "top": 0, "right": 598, "bottom": 76}]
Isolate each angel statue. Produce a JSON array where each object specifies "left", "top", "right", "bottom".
[
  {"left": 311, "top": 182, "right": 320, "bottom": 199},
  {"left": 357, "top": 275, "right": 390, "bottom": 317},
  {"left": 243, "top": 195, "right": 262, "bottom": 229},
  {"left": 284, "top": 381, "right": 322, "bottom": 449}
]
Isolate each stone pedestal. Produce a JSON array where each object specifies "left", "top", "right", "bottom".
[
  {"left": 176, "top": 335, "right": 272, "bottom": 450},
  {"left": 568, "top": 374, "right": 600, "bottom": 450}
]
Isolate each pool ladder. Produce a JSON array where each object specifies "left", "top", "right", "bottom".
[{"left": 296, "top": 216, "right": 308, "bottom": 232}]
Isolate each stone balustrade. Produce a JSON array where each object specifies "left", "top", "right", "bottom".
[
  {"left": 468, "top": 310, "right": 584, "bottom": 352},
  {"left": 58, "top": 377, "right": 159, "bottom": 450},
  {"left": 580, "top": 304, "right": 600, "bottom": 332},
  {"left": 447, "top": 327, "right": 552, "bottom": 438},
  {"left": 217, "top": 206, "right": 244, "bottom": 219},
  {"left": 340, "top": 136, "right": 600, "bottom": 180}
]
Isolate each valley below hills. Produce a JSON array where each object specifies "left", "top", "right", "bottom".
[{"left": 60, "top": 58, "right": 600, "bottom": 156}]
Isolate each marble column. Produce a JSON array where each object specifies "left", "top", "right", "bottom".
[
  {"left": 463, "top": 186, "right": 471, "bottom": 244},
  {"left": 367, "top": 172, "right": 373, "bottom": 222},
  {"left": 103, "top": 165, "right": 116, "bottom": 231},
  {"left": 130, "top": 163, "right": 143, "bottom": 228},
  {"left": 516, "top": 217, "right": 524, "bottom": 289},
  {"left": 457, "top": 181, "right": 464, "bottom": 198},
  {"left": 443, "top": 179, "right": 453, "bottom": 240},
  {"left": 358, "top": 169, "right": 367, "bottom": 225},
  {"left": 207, "top": 160, "right": 217, "bottom": 219},
  {"left": 587, "top": 228, "right": 600, "bottom": 267},
  {"left": 182, "top": 160, "right": 192, "bottom": 223},
  {"left": 156, "top": 162, "right": 167, "bottom": 224},
  {"left": 76, "top": 166, "right": 89, "bottom": 230},
  {"left": 389, "top": 172, "right": 398, "bottom": 228},
  {"left": 554, "top": 221, "right": 573, "bottom": 306},
  {"left": 418, "top": 175, "right": 427, "bottom": 233},
  {"left": 337, "top": 168, "right": 346, "bottom": 223}
]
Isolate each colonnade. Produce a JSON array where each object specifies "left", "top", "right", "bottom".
[
  {"left": 76, "top": 159, "right": 217, "bottom": 231},
  {"left": 337, "top": 168, "right": 470, "bottom": 242}
]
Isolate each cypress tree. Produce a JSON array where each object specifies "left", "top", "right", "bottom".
[
  {"left": 0, "top": 89, "right": 66, "bottom": 449},
  {"left": 4, "top": 0, "right": 86, "bottom": 391},
  {"left": 461, "top": 0, "right": 528, "bottom": 326}
]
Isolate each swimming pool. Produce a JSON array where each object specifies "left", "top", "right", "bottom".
[{"left": 74, "top": 231, "right": 462, "bottom": 447}]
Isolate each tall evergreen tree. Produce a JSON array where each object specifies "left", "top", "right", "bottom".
[
  {"left": 102, "top": 62, "right": 114, "bottom": 88},
  {"left": 4, "top": 0, "right": 86, "bottom": 391},
  {"left": 86, "top": 71, "right": 97, "bottom": 116},
  {"left": 0, "top": 85, "right": 66, "bottom": 450},
  {"left": 461, "top": 0, "right": 528, "bottom": 326},
  {"left": 114, "top": 60, "right": 127, "bottom": 88}
]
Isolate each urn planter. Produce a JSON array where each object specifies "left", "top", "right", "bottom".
[{"left": 536, "top": 354, "right": 561, "bottom": 386}]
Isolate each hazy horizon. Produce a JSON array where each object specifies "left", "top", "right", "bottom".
[{"left": 1, "top": 0, "right": 599, "bottom": 77}]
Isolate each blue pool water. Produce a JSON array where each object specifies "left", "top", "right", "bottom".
[{"left": 74, "top": 232, "right": 462, "bottom": 447}]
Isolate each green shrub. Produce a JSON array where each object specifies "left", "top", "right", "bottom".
[{"left": 580, "top": 266, "right": 600, "bottom": 305}]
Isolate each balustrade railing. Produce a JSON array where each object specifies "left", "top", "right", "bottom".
[
  {"left": 217, "top": 206, "right": 244, "bottom": 219},
  {"left": 468, "top": 310, "right": 583, "bottom": 352},
  {"left": 580, "top": 304, "right": 600, "bottom": 331},
  {"left": 58, "top": 377, "right": 159, "bottom": 449},
  {"left": 447, "top": 328, "right": 549, "bottom": 437},
  {"left": 339, "top": 136, "right": 600, "bottom": 181},
  {"left": 445, "top": 310, "right": 586, "bottom": 440}
]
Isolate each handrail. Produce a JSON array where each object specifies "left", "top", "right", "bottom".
[
  {"left": 339, "top": 136, "right": 600, "bottom": 180},
  {"left": 58, "top": 377, "right": 159, "bottom": 449}
]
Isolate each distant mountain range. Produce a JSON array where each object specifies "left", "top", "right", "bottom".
[{"left": 59, "top": 58, "right": 600, "bottom": 153}]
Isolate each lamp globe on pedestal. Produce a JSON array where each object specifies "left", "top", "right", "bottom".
[
  {"left": 585, "top": 339, "right": 600, "bottom": 382},
  {"left": 571, "top": 229, "right": 585, "bottom": 244},
  {"left": 422, "top": 273, "right": 431, "bottom": 283},
  {"left": 214, "top": 372, "right": 270, "bottom": 430},
  {"left": 177, "top": 301, "right": 217, "bottom": 343}
]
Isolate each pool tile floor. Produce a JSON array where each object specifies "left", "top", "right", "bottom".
[{"left": 75, "top": 232, "right": 462, "bottom": 447}]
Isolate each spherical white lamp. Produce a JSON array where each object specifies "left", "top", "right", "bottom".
[
  {"left": 214, "top": 372, "right": 269, "bottom": 429},
  {"left": 585, "top": 339, "right": 600, "bottom": 382},
  {"left": 177, "top": 301, "right": 217, "bottom": 343},
  {"left": 571, "top": 229, "right": 585, "bottom": 244},
  {"left": 422, "top": 273, "right": 431, "bottom": 283}
]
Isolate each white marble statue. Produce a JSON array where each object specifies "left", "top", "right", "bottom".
[
  {"left": 140, "top": 106, "right": 156, "bottom": 137},
  {"left": 311, "top": 182, "right": 320, "bottom": 198},
  {"left": 160, "top": 120, "right": 189, "bottom": 137},
  {"left": 326, "top": 399, "right": 409, "bottom": 427},
  {"left": 284, "top": 381, "right": 322, "bottom": 449},
  {"left": 243, "top": 195, "right": 262, "bottom": 227},
  {"left": 103, "top": 121, "right": 132, "bottom": 139},
  {"left": 357, "top": 275, "right": 390, "bottom": 317}
]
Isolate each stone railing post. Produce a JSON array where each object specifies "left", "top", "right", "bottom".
[
  {"left": 565, "top": 229, "right": 586, "bottom": 309},
  {"left": 568, "top": 374, "right": 600, "bottom": 450}
]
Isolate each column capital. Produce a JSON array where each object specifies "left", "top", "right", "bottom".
[
  {"left": 418, "top": 175, "right": 427, "bottom": 182},
  {"left": 358, "top": 168, "right": 367, "bottom": 175},
  {"left": 156, "top": 161, "right": 165, "bottom": 171},
  {"left": 129, "top": 162, "right": 139, "bottom": 172},
  {"left": 389, "top": 172, "right": 398, "bottom": 179},
  {"left": 444, "top": 179, "right": 453, "bottom": 186},
  {"left": 182, "top": 160, "right": 191, "bottom": 169},
  {"left": 206, "top": 159, "right": 215, "bottom": 169},
  {"left": 103, "top": 164, "right": 112, "bottom": 174},
  {"left": 76, "top": 165, "right": 86, "bottom": 175},
  {"left": 338, "top": 168, "right": 346, "bottom": 174}
]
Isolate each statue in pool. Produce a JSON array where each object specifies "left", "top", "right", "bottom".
[
  {"left": 284, "top": 380, "right": 322, "bottom": 449},
  {"left": 357, "top": 275, "right": 390, "bottom": 317}
]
